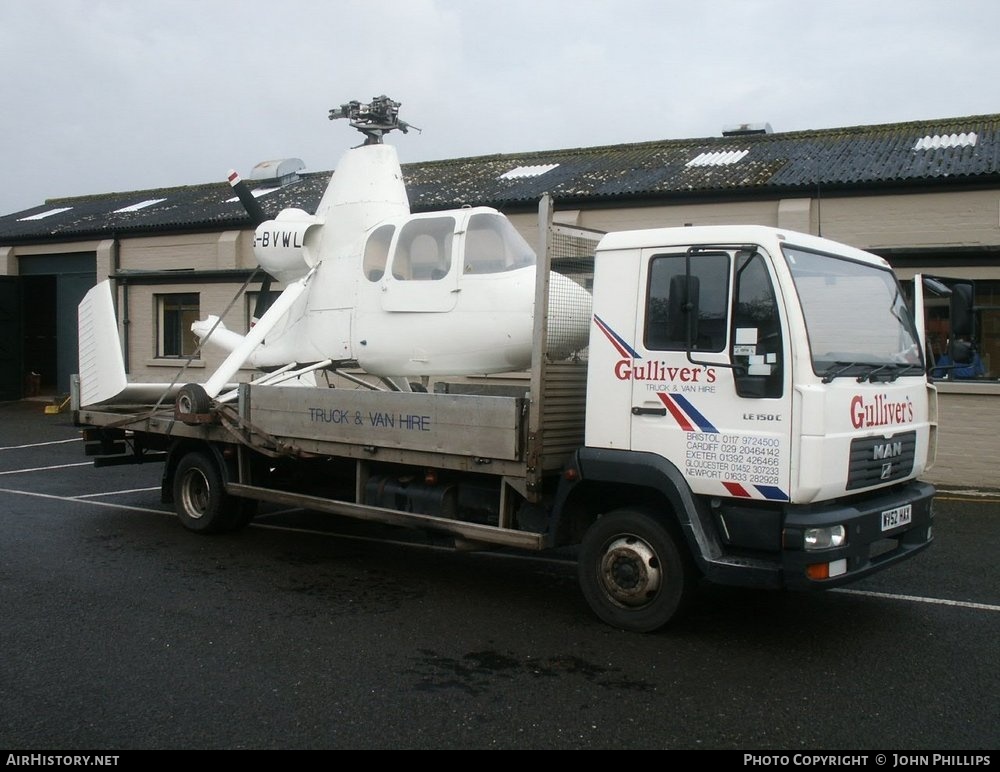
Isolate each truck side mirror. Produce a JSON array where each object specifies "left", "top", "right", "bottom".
[
  {"left": 950, "top": 282, "right": 974, "bottom": 337},
  {"left": 667, "top": 274, "right": 700, "bottom": 346}
]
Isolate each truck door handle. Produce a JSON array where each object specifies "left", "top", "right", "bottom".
[{"left": 632, "top": 406, "right": 667, "bottom": 416}]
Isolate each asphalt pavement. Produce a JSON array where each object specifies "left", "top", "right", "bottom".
[{"left": 0, "top": 399, "right": 997, "bottom": 750}]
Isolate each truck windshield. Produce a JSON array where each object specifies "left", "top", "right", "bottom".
[{"left": 783, "top": 245, "right": 924, "bottom": 381}]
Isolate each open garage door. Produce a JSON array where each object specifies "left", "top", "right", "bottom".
[
  {"left": 19, "top": 253, "right": 96, "bottom": 396},
  {"left": 0, "top": 277, "right": 22, "bottom": 400}
]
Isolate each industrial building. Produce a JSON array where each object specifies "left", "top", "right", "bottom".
[{"left": 1, "top": 112, "right": 997, "bottom": 487}]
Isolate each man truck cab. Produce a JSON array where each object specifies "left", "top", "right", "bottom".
[{"left": 573, "top": 225, "right": 935, "bottom": 628}]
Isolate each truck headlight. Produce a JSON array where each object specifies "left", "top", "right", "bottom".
[{"left": 804, "top": 525, "right": 846, "bottom": 550}]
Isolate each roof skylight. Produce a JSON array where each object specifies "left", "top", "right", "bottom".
[
  {"left": 686, "top": 150, "right": 749, "bottom": 167},
  {"left": 913, "top": 133, "right": 977, "bottom": 151},
  {"left": 114, "top": 198, "right": 167, "bottom": 213},
  {"left": 17, "top": 207, "right": 72, "bottom": 221},
  {"left": 499, "top": 164, "right": 559, "bottom": 180}
]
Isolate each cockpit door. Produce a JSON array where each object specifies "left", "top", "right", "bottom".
[{"left": 380, "top": 215, "right": 460, "bottom": 312}]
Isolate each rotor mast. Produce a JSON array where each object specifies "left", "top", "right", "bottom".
[{"left": 329, "top": 95, "right": 420, "bottom": 145}]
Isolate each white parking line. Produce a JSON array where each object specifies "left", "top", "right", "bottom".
[
  {"left": 0, "top": 486, "right": 170, "bottom": 516},
  {"left": 0, "top": 438, "right": 83, "bottom": 451},
  {"left": 75, "top": 486, "right": 161, "bottom": 499},
  {"left": 936, "top": 493, "right": 1000, "bottom": 503},
  {"left": 833, "top": 588, "right": 1000, "bottom": 612},
  {"left": 0, "top": 461, "right": 93, "bottom": 475}
]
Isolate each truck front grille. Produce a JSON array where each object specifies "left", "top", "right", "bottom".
[{"left": 846, "top": 430, "right": 916, "bottom": 490}]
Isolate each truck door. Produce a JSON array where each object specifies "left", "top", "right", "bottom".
[{"left": 628, "top": 247, "right": 792, "bottom": 503}]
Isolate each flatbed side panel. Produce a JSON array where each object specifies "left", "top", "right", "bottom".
[
  {"left": 247, "top": 385, "right": 523, "bottom": 461},
  {"left": 75, "top": 408, "right": 233, "bottom": 443}
]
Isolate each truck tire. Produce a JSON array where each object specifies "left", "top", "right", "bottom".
[
  {"left": 578, "top": 508, "right": 694, "bottom": 632},
  {"left": 173, "top": 451, "right": 242, "bottom": 534},
  {"left": 175, "top": 383, "right": 211, "bottom": 424}
]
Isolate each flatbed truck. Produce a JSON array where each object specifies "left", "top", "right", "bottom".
[{"left": 74, "top": 196, "right": 938, "bottom": 631}]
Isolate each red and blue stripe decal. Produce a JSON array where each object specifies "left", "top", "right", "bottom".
[
  {"left": 723, "top": 482, "right": 789, "bottom": 502},
  {"left": 593, "top": 315, "right": 787, "bottom": 502},
  {"left": 656, "top": 392, "right": 718, "bottom": 433},
  {"left": 658, "top": 397, "right": 788, "bottom": 501},
  {"left": 593, "top": 314, "right": 641, "bottom": 359}
]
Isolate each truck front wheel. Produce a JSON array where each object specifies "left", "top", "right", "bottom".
[
  {"left": 173, "top": 451, "right": 242, "bottom": 534},
  {"left": 578, "top": 508, "right": 694, "bottom": 632}
]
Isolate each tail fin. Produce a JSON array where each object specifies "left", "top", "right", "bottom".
[{"left": 77, "top": 280, "right": 129, "bottom": 407}]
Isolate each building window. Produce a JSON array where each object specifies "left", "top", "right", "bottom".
[
  {"left": 977, "top": 280, "right": 999, "bottom": 379},
  {"left": 156, "top": 293, "right": 200, "bottom": 358},
  {"left": 925, "top": 279, "right": 999, "bottom": 380},
  {"left": 246, "top": 290, "right": 282, "bottom": 329}
]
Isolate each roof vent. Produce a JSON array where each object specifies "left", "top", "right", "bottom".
[
  {"left": 249, "top": 158, "right": 305, "bottom": 185},
  {"left": 722, "top": 123, "right": 773, "bottom": 137}
]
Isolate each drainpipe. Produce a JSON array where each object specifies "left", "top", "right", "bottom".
[
  {"left": 121, "top": 277, "right": 130, "bottom": 373},
  {"left": 110, "top": 236, "right": 130, "bottom": 373}
]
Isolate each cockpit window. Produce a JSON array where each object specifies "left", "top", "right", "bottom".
[
  {"left": 390, "top": 216, "right": 455, "bottom": 281},
  {"left": 363, "top": 224, "right": 394, "bottom": 281},
  {"left": 464, "top": 213, "right": 536, "bottom": 274}
]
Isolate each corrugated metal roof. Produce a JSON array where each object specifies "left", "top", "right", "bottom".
[{"left": 2, "top": 113, "right": 998, "bottom": 243}]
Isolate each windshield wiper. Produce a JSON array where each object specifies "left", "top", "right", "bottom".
[
  {"left": 856, "top": 363, "right": 901, "bottom": 383},
  {"left": 823, "top": 361, "right": 926, "bottom": 384},
  {"left": 821, "top": 361, "right": 862, "bottom": 383}
]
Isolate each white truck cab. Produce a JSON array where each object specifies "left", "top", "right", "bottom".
[{"left": 565, "top": 225, "right": 935, "bottom": 627}]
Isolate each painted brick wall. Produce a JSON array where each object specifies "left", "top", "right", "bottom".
[{"left": 925, "top": 390, "right": 1000, "bottom": 491}]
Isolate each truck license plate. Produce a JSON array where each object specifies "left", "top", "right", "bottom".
[{"left": 881, "top": 504, "right": 912, "bottom": 532}]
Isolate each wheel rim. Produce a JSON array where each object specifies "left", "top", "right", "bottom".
[
  {"left": 597, "top": 534, "right": 662, "bottom": 608},
  {"left": 176, "top": 394, "right": 193, "bottom": 414},
  {"left": 180, "top": 468, "right": 210, "bottom": 520}
]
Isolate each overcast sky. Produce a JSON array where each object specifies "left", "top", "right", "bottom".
[{"left": 1, "top": 0, "right": 998, "bottom": 216}]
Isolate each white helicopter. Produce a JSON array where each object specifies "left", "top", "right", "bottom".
[{"left": 78, "top": 96, "right": 592, "bottom": 409}]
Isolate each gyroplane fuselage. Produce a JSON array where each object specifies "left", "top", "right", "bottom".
[{"left": 193, "top": 96, "right": 591, "bottom": 397}]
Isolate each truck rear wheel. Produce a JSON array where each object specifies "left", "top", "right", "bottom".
[
  {"left": 173, "top": 451, "right": 244, "bottom": 534},
  {"left": 578, "top": 508, "right": 694, "bottom": 632}
]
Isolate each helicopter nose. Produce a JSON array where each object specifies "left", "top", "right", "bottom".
[{"left": 546, "top": 272, "right": 593, "bottom": 360}]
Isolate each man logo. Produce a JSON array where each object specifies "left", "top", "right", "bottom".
[
  {"left": 881, "top": 462, "right": 893, "bottom": 480},
  {"left": 873, "top": 441, "right": 902, "bottom": 460}
]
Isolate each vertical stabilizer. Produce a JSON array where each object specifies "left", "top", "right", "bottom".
[{"left": 77, "top": 280, "right": 128, "bottom": 407}]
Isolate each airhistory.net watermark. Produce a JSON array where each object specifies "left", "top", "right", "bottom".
[{"left": 6, "top": 757, "right": 119, "bottom": 767}]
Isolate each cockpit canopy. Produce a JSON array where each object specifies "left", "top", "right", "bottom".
[{"left": 363, "top": 208, "right": 536, "bottom": 283}]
